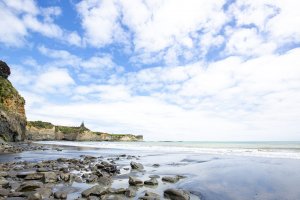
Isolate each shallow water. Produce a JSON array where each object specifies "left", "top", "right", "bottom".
[
  {"left": 35, "top": 141, "right": 300, "bottom": 159},
  {"left": 1, "top": 142, "right": 300, "bottom": 200}
]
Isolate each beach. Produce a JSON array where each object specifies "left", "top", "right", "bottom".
[{"left": 1, "top": 141, "right": 300, "bottom": 200}]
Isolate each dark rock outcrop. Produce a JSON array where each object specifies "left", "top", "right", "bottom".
[{"left": 0, "top": 61, "right": 26, "bottom": 142}]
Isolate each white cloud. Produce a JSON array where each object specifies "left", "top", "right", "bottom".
[
  {"left": 0, "top": 0, "right": 82, "bottom": 46},
  {"left": 225, "top": 27, "right": 276, "bottom": 56},
  {"left": 34, "top": 68, "right": 75, "bottom": 94}
]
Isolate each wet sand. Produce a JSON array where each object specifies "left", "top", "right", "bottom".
[{"left": 1, "top": 143, "right": 300, "bottom": 200}]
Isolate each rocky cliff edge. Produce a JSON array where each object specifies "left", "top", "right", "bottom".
[{"left": 0, "top": 61, "right": 26, "bottom": 142}]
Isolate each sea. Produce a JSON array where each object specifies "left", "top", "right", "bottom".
[{"left": 36, "top": 141, "right": 300, "bottom": 159}]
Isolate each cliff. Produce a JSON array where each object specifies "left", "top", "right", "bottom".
[
  {"left": 0, "top": 61, "right": 26, "bottom": 142},
  {"left": 26, "top": 121, "right": 143, "bottom": 142}
]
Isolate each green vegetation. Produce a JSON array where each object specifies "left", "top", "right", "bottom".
[
  {"left": 0, "top": 77, "right": 25, "bottom": 112},
  {"left": 27, "top": 121, "right": 54, "bottom": 129},
  {"left": 0, "top": 77, "right": 25, "bottom": 104},
  {"left": 55, "top": 125, "right": 89, "bottom": 134}
]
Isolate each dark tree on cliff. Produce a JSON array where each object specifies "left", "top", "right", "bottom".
[{"left": 0, "top": 60, "right": 11, "bottom": 79}]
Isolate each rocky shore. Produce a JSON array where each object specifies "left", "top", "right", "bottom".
[{"left": 0, "top": 143, "right": 192, "bottom": 200}]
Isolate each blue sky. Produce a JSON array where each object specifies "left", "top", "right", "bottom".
[{"left": 1, "top": 0, "right": 300, "bottom": 141}]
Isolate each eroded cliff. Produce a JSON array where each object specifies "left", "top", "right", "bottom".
[{"left": 0, "top": 61, "right": 26, "bottom": 142}]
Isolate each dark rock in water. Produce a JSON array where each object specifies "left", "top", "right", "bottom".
[
  {"left": 24, "top": 172, "right": 43, "bottom": 180},
  {"left": 125, "top": 188, "right": 136, "bottom": 197},
  {"left": 28, "top": 192, "right": 42, "bottom": 200},
  {"left": 54, "top": 191, "right": 68, "bottom": 199},
  {"left": 60, "top": 173, "right": 70, "bottom": 182},
  {"left": 144, "top": 178, "right": 158, "bottom": 185},
  {"left": 152, "top": 164, "right": 160, "bottom": 167},
  {"left": 129, "top": 176, "right": 143, "bottom": 186},
  {"left": 43, "top": 172, "right": 57, "bottom": 183},
  {"left": 130, "top": 161, "right": 144, "bottom": 170},
  {"left": 113, "top": 188, "right": 127, "bottom": 194},
  {"left": 162, "top": 176, "right": 179, "bottom": 183},
  {"left": 81, "top": 185, "right": 107, "bottom": 197},
  {"left": 17, "top": 181, "right": 43, "bottom": 192},
  {"left": 139, "top": 191, "right": 161, "bottom": 200},
  {"left": 149, "top": 175, "right": 160, "bottom": 178},
  {"left": 86, "top": 174, "right": 98, "bottom": 183},
  {"left": 98, "top": 176, "right": 112, "bottom": 186},
  {"left": 164, "top": 189, "right": 190, "bottom": 200}
]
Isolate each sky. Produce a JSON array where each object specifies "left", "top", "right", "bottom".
[{"left": 1, "top": 0, "right": 300, "bottom": 141}]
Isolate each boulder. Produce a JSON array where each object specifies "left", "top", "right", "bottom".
[
  {"left": 130, "top": 161, "right": 144, "bottom": 170},
  {"left": 164, "top": 189, "right": 190, "bottom": 200},
  {"left": 144, "top": 178, "right": 158, "bottom": 185},
  {"left": 17, "top": 181, "right": 43, "bottom": 192},
  {"left": 162, "top": 176, "right": 179, "bottom": 183},
  {"left": 43, "top": 172, "right": 57, "bottom": 183},
  {"left": 129, "top": 176, "right": 143, "bottom": 186},
  {"left": 81, "top": 185, "right": 107, "bottom": 197},
  {"left": 54, "top": 191, "right": 68, "bottom": 199}
]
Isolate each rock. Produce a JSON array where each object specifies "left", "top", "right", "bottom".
[
  {"left": 164, "top": 189, "right": 190, "bottom": 200},
  {"left": 125, "top": 188, "right": 136, "bottom": 197},
  {"left": 17, "top": 181, "right": 43, "bottom": 192},
  {"left": 112, "top": 188, "right": 127, "bottom": 194},
  {"left": 130, "top": 161, "right": 144, "bottom": 170},
  {"left": 60, "top": 173, "right": 70, "bottom": 182},
  {"left": 102, "top": 195, "right": 123, "bottom": 200},
  {"left": 139, "top": 191, "right": 161, "bottom": 200},
  {"left": 152, "top": 164, "right": 160, "bottom": 167},
  {"left": 0, "top": 177, "right": 9, "bottom": 187},
  {"left": 0, "top": 171, "right": 9, "bottom": 177},
  {"left": 129, "top": 176, "right": 143, "bottom": 186},
  {"left": 0, "top": 188, "right": 10, "bottom": 196},
  {"left": 162, "top": 176, "right": 179, "bottom": 183},
  {"left": 24, "top": 173, "right": 43, "bottom": 180},
  {"left": 0, "top": 60, "right": 11, "bottom": 79},
  {"left": 43, "top": 172, "right": 57, "bottom": 183},
  {"left": 144, "top": 178, "right": 158, "bottom": 185},
  {"left": 97, "top": 176, "right": 112, "bottom": 186},
  {"left": 82, "top": 185, "right": 107, "bottom": 197},
  {"left": 54, "top": 191, "right": 68, "bottom": 199},
  {"left": 36, "top": 168, "right": 50, "bottom": 172},
  {"left": 86, "top": 174, "right": 98, "bottom": 183},
  {"left": 28, "top": 192, "right": 42, "bottom": 200},
  {"left": 0, "top": 67, "right": 26, "bottom": 142},
  {"left": 149, "top": 175, "right": 160, "bottom": 178}
]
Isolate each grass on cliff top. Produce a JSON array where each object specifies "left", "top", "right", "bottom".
[
  {"left": 55, "top": 125, "right": 89, "bottom": 134},
  {"left": 27, "top": 121, "right": 54, "bottom": 129},
  {"left": 0, "top": 77, "right": 25, "bottom": 107}
]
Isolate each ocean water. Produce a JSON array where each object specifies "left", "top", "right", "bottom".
[{"left": 36, "top": 141, "right": 300, "bottom": 159}]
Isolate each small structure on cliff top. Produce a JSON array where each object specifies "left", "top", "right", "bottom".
[{"left": 0, "top": 60, "right": 11, "bottom": 79}]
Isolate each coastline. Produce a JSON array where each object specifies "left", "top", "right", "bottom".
[{"left": 1, "top": 141, "right": 300, "bottom": 199}]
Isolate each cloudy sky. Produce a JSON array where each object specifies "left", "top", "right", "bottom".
[{"left": 1, "top": 0, "right": 300, "bottom": 141}]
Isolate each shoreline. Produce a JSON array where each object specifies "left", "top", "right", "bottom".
[
  {"left": 34, "top": 140, "right": 300, "bottom": 160},
  {"left": 1, "top": 141, "right": 300, "bottom": 199}
]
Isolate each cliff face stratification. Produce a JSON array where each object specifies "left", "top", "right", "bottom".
[
  {"left": 0, "top": 61, "right": 26, "bottom": 142},
  {"left": 26, "top": 121, "right": 143, "bottom": 142}
]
